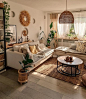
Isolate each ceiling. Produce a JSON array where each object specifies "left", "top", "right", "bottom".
[{"left": 9, "top": 0, "right": 86, "bottom": 12}]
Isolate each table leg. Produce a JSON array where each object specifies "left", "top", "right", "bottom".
[
  {"left": 71, "top": 66, "right": 72, "bottom": 76},
  {"left": 57, "top": 60, "right": 58, "bottom": 68},
  {"left": 75, "top": 66, "right": 76, "bottom": 77}
]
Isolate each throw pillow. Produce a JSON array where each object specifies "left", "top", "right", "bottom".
[
  {"left": 13, "top": 45, "right": 20, "bottom": 52},
  {"left": 29, "top": 45, "right": 38, "bottom": 54},
  {"left": 19, "top": 46, "right": 28, "bottom": 55},
  {"left": 36, "top": 44, "right": 42, "bottom": 52},
  {"left": 38, "top": 43, "right": 48, "bottom": 51},
  {"left": 76, "top": 41, "right": 86, "bottom": 53},
  {"left": 69, "top": 44, "right": 76, "bottom": 50}
]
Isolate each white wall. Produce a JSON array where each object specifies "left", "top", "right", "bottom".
[{"left": 0, "top": 0, "right": 45, "bottom": 42}]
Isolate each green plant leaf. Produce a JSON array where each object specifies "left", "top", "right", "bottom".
[
  {"left": 50, "top": 22, "right": 53, "bottom": 29},
  {"left": 24, "top": 65, "right": 32, "bottom": 68}
]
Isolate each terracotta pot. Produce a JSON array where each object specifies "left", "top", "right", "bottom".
[
  {"left": 18, "top": 69, "right": 29, "bottom": 84},
  {"left": 0, "top": 3, "right": 4, "bottom": 8}
]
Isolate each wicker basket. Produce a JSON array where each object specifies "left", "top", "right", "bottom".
[
  {"left": 0, "top": 54, "right": 4, "bottom": 66},
  {"left": 0, "top": 3, "right": 4, "bottom": 8},
  {"left": 18, "top": 69, "right": 28, "bottom": 84}
]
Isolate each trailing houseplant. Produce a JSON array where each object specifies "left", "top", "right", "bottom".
[
  {"left": 18, "top": 53, "right": 33, "bottom": 84},
  {"left": 46, "top": 22, "right": 56, "bottom": 47},
  {"left": 2, "top": 1, "right": 12, "bottom": 42}
]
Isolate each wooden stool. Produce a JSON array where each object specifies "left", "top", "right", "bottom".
[{"left": 82, "top": 74, "right": 86, "bottom": 86}]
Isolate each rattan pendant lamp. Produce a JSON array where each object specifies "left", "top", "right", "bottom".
[{"left": 59, "top": 0, "right": 74, "bottom": 24}]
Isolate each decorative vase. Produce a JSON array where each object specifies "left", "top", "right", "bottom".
[
  {"left": 18, "top": 69, "right": 28, "bottom": 85},
  {"left": 0, "top": 3, "right": 4, "bottom": 8}
]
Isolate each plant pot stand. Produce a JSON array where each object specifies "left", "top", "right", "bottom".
[{"left": 18, "top": 69, "right": 29, "bottom": 85}]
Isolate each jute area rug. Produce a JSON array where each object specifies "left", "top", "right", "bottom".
[{"left": 35, "top": 57, "right": 86, "bottom": 87}]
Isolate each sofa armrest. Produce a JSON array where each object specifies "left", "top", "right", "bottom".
[{"left": 6, "top": 51, "right": 24, "bottom": 69}]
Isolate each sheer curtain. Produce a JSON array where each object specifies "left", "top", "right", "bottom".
[
  {"left": 57, "top": 12, "right": 86, "bottom": 39},
  {"left": 57, "top": 14, "right": 70, "bottom": 38},
  {"left": 74, "top": 12, "right": 86, "bottom": 39}
]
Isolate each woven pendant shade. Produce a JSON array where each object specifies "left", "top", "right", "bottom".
[
  {"left": 59, "top": 0, "right": 74, "bottom": 24},
  {"left": 59, "top": 10, "right": 74, "bottom": 24}
]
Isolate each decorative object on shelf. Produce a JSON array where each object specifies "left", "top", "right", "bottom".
[
  {"left": 11, "top": 11, "right": 15, "bottom": 17},
  {"left": 19, "top": 10, "right": 30, "bottom": 26},
  {"left": 27, "top": 36, "right": 30, "bottom": 42},
  {"left": 7, "top": 25, "right": 17, "bottom": 44},
  {"left": 59, "top": 0, "right": 74, "bottom": 24},
  {"left": 33, "top": 18, "right": 35, "bottom": 24},
  {"left": 22, "top": 28, "right": 28, "bottom": 36},
  {"left": 38, "top": 31, "right": 46, "bottom": 44},
  {"left": 22, "top": 28, "right": 29, "bottom": 42},
  {"left": 32, "top": 40, "right": 34, "bottom": 42},
  {"left": 2, "top": 1, "right": 12, "bottom": 42},
  {"left": 18, "top": 54, "right": 33, "bottom": 84},
  {"left": 0, "top": 3, "right": 4, "bottom": 8},
  {"left": 46, "top": 22, "right": 56, "bottom": 47},
  {"left": 40, "top": 26, "right": 42, "bottom": 30}
]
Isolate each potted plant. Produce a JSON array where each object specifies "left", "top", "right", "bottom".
[
  {"left": 18, "top": 54, "right": 33, "bottom": 84},
  {"left": 2, "top": 1, "right": 12, "bottom": 45},
  {"left": 46, "top": 22, "right": 56, "bottom": 47}
]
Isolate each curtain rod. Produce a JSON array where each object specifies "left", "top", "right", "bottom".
[{"left": 49, "top": 9, "right": 86, "bottom": 14}]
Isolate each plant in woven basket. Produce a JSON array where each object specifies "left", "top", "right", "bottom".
[
  {"left": 19, "top": 54, "right": 33, "bottom": 72},
  {"left": 2, "top": 1, "right": 12, "bottom": 42}
]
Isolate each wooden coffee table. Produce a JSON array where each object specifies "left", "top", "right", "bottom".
[{"left": 57, "top": 56, "right": 83, "bottom": 77}]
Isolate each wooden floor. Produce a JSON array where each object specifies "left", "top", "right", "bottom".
[{"left": 0, "top": 67, "right": 86, "bottom": 99}]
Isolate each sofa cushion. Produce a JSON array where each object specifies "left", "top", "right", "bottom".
[
  {"left": 13, "top": 45, "right": 20, "bottom": 52},
  {"left": 70, "top": 44, "right": 76, "bottom": 50},
  {"left": 13, "top": 44, "right": 29, "bottom": 52},
  {"left": 32, "top": 54, "right": 44, "bottom": 62},
  {"left": 76, "top": 41, "right": 86, "bottom": 53},
  {"left": 38, "top": 43, "right": 48, "bottom": 51},
  {"left": 19, "top": 46, "right": 27, "bottom": 55},
  {"left": 36, "top": 44, "right": 42, "bottom": 52},
  {"left": 29, "top": 45, "right": 38, "bottom": 54},
  {"left": 43, "top": 49, "right": 54, "bottom": 56}
]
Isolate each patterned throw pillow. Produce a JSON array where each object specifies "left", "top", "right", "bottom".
[
  {"left": 29, "top": 45, "right": 38, "bottom": 54},
  {"left": 36, "top": 44, "right": 42, "bottom": 52},
  {"left": 19, "top": 46, "right": 28, "bottom": 55},
  {"left": 76, "top": 41, "right": 86, "bottom": 53}
]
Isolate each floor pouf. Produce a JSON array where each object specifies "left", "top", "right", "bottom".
[{"left": 82, "top": 74, "right": 86, "bottom": 86}]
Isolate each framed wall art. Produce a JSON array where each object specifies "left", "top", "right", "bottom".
[{"left": 8, "top": 25, "right": 17, "bottom": 44}]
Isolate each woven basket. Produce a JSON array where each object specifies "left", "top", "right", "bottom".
[
  {"left": 0, "top": 54, "right": 4, "bottom": 66},
  {"left": 0, "top": 3, "right": 4, "bottom": 8},
  {"left": 18, "top": 69, "right": 28, "bottom": 84},
  {"left": 0, "top": 54, "right": 4, "bottom": 59}
]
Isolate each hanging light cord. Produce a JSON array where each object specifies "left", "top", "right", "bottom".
[{"left": 66, "top": 0, "right": 67, "bottom": 11}]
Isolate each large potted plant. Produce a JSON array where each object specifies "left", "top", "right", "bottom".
[
  {"left": 18, "top": 54, "right": 33, "bottom": 84},
  {"left": 46, "top": 22, "right": 56, "bottom": 47},
  {"left": 2, "top": 1, "right": 12, "bottom": 45}
]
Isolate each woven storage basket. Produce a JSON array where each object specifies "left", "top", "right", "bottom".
[
  {"left": 0, "top": 54, "right": 4, "bottom": 66},
  {"left": 0, "top": 3, "right": 4, "bottom": 8}
]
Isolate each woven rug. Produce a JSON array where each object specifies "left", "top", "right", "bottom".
[{"left": 35, "top": 57, "right": 86, "bottom": 87}]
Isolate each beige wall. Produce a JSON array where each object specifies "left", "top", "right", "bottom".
[{"left": 0, "top": 0, "right": 45, "bottom": 42}]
